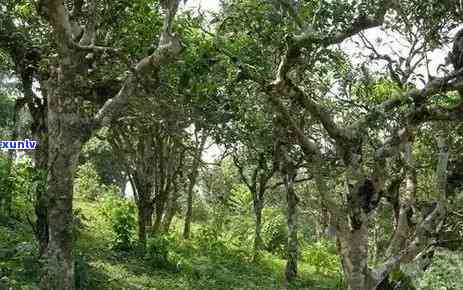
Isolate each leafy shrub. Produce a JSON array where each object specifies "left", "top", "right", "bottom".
[
  {"left": 301, "top": 240, "right": 341, "bottom": 275},
  {"left": 75, "top": 253, "right": 90, "bottom": 289},
  {"left": 0, "top": 156, "right": 11, "bottom": 215},
  {"left": 196, "top": 226, "right": 219, "bottom": 245},
  {"left": 191, "top": 197, "right": 209, "bottom": 223},
  {"left": 0, "top": 224, "right": 42, "bottom": 290},
  {"left": 415, "top": 250, "right": 463, "bottom": 290},
  {"left": 195, "top": 226, "right": 228, "bottom": 255},
  {"left": 0, "top": 157, "right": 46, "bottom": 222},
  {"left": 388, "top": 269, "right": 416, "bottom": 290},
  {"left": 99, "top": 196, "right": 136, "bottom": 250},
  {"left": 262, "top": 213, "right": 287, "bottom": 256},
  {"left": 146, "top": 236, "right": 171, "bottom": 268},
  {"left": 74, "top": 162, "right": 106, "bottom": 200},
  {"left": 73, "top": 208, "right": 88, "bottom": 242}
]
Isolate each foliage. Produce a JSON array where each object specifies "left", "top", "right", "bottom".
[
  {"left": 0, "top": 222, "right": 42, "bottom": 290},
  {"left": 75, "top": 162, "right": 120, "bottom": 200},
  {"left": 74, "top": 162, "right": 106, "bottom": 200},
  {"left": 146, "top": 235, "right": 172, "bottom": 269},
  {"left": 99, "top": 196, "right": 137, "bottom": 251},
  {"left": 301, "top": 240, "right": 341, "bottom": 276},
  {"left": 0, "top": 157, "right": 46, "bottom": 222},
  {"left": 389, "top": 269, "right": 416, "bottom": 290},
  {"left": 0, "top": 155, "right": 12, "bottom": 215},
  {"left": 415, "top": 251, "right": 463, "bottom": 290},
  {"left": 73, "top": 208, "right": 88, "bottom": 242},
  {"left": 80, "top": 134, "right": 126, "bottom": 190},
  {"left": 262, "top": 211, "right": 287, "bottom": 256},
  {"left": 74, "top": 253, "right": 91, "bottom": 290}
]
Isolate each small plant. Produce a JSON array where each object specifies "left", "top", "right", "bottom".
[
  {"left": 262, "top": 213, "right": 287, "bottom": 256},
  {"left": 301, "top": 240, "right": 341, "bottom": 275},
  {"left": 415, "top": 251, "right": 463, "bottom": 290},
  {"left": 146, "top": 236, "right": 171, "bottom": 269},
  {"left": 74, "top": 253, "right": 90, "bottom": 289},
  {"left": 73, "top": 208, "right": 88, "bottom": 242},
  {"left": 74, "top": 162, "right": 105, "bottom": 200},
  {"left": 99, "top": 196, "right": 136, "bottom": 251}
]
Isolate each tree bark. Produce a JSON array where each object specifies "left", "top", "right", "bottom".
[
  {"left": 338, "top": 225, "right": 375, "bottom": 290},
  {"left": 30, "top": 96, "right": 49, "bottom": 256},
  {"left": 253, "top": 197, "right": 264, "bottom": 259},
  {"left": 183, "top": 130, "right": 207, "bottom": 239},
  {"left": 45, "top": 145, "right": 80, "bottom": 290},
  {"left": 38, "top": 0, "right": 182, "bottom": 287},
  {"left": 284, "top": 166, "right": 298, "bottom": 284},
  {"left": 162, "top": 186, "right": 179, "bottom": 233},
  {"left": 137, "top": 201, "right": 154, "bottom": 249},
  {"left": 162, "top": 174, "right": 184, "bottom": 234},
  {"left": 34, "top": 143, "right": 49, "bottom": 257},
  {"left": 153, "top": 193, "right": 167, "bottom": 234}
]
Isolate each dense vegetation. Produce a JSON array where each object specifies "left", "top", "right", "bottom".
[{"left": 1, "top": 0, "right": 463, "bottom": 289}]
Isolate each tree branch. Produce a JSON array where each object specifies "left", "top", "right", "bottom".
[
  {"left": 93, "top": 0, "right": 183, "bottom": 128},
  {"left": 351, "top": 67, "right": 463, "bottom": 133}
]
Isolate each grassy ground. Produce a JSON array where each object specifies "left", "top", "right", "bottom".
[
  {"left": 2, "top": 198, "right": 463, "bottom": 289},
  {"left": 0, "top": 198, "right": 342, "bottom": 290},
  {"left": 74, "top": 198, "right": 342, "bottom": 290}
]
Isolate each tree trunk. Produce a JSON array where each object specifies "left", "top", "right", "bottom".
[
  {"left": 153, "top": 193, "right": 167, "bottom": 234},
  {"left": 35, "top": 197, "right": 49, "bottom": 257},
  {"left": 183, "top": 130, "right": 207, "bottom": 239},
  {"left": 162, "top": 203, "right": 176, "bottom": 233},
  {"left": 183, "top": 179, "right": 195, "bottom": 239},
  {"left": 284, "top": 172, "right": 298, "bottom": 284},
  {"left": 162, "top": 184, "right": 179, "bottom": 233},
  {"left": 338, "top": 224, "right": 375, "bottom": 290},
  {"left": 46, "top": 149, "right": 80, "bottom": 290},
  {"left": 137, "top": 201, "right": 154, "bottom": 250},
  {"left": 43, "top": 44, "right": 86, "bottom": 288},
  {"left": 33, "top": 129, "right": 49, "bottom": 257},
  {"left": 44, "top": 103, "right": 83, "bottom": 290},
  {"left": 2, "top": 102, "right": 19, "bottom": 216},
  {"left": 137, "top": 205, "right": 147, "bottom": 250},
  {"left": 252, "top": 195, "right": 264, "bottom": 260}
]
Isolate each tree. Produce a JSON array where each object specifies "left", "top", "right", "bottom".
[
  {"left": 0, "top": 3, "right": 49, "bottom": 255},
  {"left": 35, "top": 0, "right": 182, "bottom": 288},
  {"left": 110, "top": 112, "right": 188, "bottom": 249},
  {"left": 216, "top": 0, "right": 463, "bottom": 288},
  {"left": 183, "top": 127, "right": 208, "bottom": 239}
]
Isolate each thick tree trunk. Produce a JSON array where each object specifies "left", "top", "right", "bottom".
[
  {"left": 46, "top": 148, "right": 80, "bottom": 290},
  {"left": 183, "top": 130, "right": 207, "bottom": 239},
  {"left": 44, "top": 104, "right": 83, "bottom": 290},
  {"left": 284, "top": 172, "right": 298, "bottom": 284},
  {"left": 338, "top": 224, "right": 375, "bottom": 290},
  {"left": 43, "top": 44, "right": 85, "bottom": 288}
]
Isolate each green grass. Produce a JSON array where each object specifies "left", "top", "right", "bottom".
[
  {"left": 2, "top": 197, "right": 463, "bottom": 290},
  {"left": 0, "top": 198, "right": 342, "bottom": 290},
  {"left": 74, "top": 198, "right": 342, "bottom": 290}
]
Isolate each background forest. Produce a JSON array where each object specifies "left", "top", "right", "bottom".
[{"left": 1, "top": 0, "right": 463, "bottom": 289}]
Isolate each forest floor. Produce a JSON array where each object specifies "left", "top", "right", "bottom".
[{"left": 0, "top": 198, "right": 342, "bottom": 290}]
